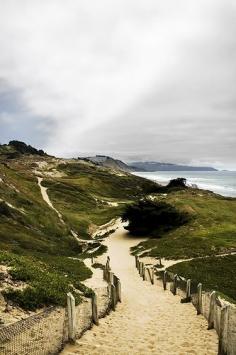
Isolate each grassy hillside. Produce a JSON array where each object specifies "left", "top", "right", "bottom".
[
  {"left": 44, "top": 162, "right": 157, "bottom": 238},
  {"left": 167, "top": 255, "right": 236, "bottom": 302},
  {"left": 131, "top": 188, "right": 236, "bottom": 259},
  {"left": 0, "top": 143, "right": 158, "bottom": 310}
]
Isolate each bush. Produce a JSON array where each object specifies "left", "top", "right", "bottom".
[
  {"left": 122, "top": 200, "right": 190, "bottom": 236},
  {"left": 0, "top": 201, "right": 13, "bottom": 217},
  {"left": 9, "top": 140, "right": 46, "bottom": 156},
  {"left": 167, "top": 178, "right": 187, "bottom": 189}
]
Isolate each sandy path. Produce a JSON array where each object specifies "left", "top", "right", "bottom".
[
  {"left": 37, "top": 176, "right": 101, "bottom": 243},
  {"left": 37, "top": 177, "right": 64, "bottom": 223},
  {"left": 61, "top": 224, "right": 218, "bottom": 355}
]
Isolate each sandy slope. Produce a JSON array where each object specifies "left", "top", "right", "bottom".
[{"left": 61, "top": 224, "right": 218, "bottom": 355}]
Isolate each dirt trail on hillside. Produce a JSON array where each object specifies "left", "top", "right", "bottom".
[
  {"left": 61, "top": 224, "right": 218, "bottom": 355},
  {"left": 37, "top": 177, "right": 64, "bottom": 223}
]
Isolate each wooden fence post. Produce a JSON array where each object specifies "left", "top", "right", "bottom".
[
  {"left": 147, "top": 268, "right": 154, "bottom": 284},
  {"left": 112, "top": 274, "right": 121, "bottom": 303},
  {"left": 181, "top": 279, "right": 191, "bottom": 303},
  {"left": 92, "top": 293, "right": 99, "bottom": 325},
  {"left": 135, "top": 255, "right": 138, "bottom": 268},
  {"left": 143, "top": 266, "right": 146, "bottom": 281},
  {"left": 139, "top": 262, "right": 143, "bottom": 277},
  {"left": 138, "top": 261, "right": 141, "bottom": 275},
  {"left": 173, "top": 274, "right": 178, "bottom": 295},
  {"left": 208, "top": 291, "right": 216, "bottom": 330},
  {"left": 151, "top": 267, "right": 155, "bottom": 284},
  {"left": 117, "top": 278, "right": 122, "bottom": 302},
  {"left": 111, "top": 284, "right": 117, "bottom": 310},
  {"left": 103, "top": 267, "right": 106, "bottom": 281},
  {"left": 163, "top": 271, "right": 167, "bottom": 290},
  {"left": 108, "top": 271, "right": 114, "bottom": 284},
  {"left": 197, "top": 283, "right": 202, "bottom": 315},
  {"left": 218, "top": 305, "right": 229, "bottom": 355},
  {"left": 186, "top": 279, "right": 191, "bottom": 299},
  {"left": 106, "top": 256, "right": 111, "bottom": 270},
  {"left": 139, "top": 262, "right": 142, "bottom": 276},
  {"left": 67, "top": 292, "right": 76, "bottom": 342}
]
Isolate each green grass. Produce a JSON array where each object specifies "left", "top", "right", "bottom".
[
  {"left": 0, "top": 251, "right": 92, "bottom": 310},
  {"left": 131, "top": 189, "right": 236, "bottom": 259},
  {"left": 43, "top": 162, "right": 158, "bottom": 238},
  {"left": 0, "top": 148, "right": 157, "bottom": 309},
  {"left": 167, "top": 255, "right": 236, "bottom": 302}
]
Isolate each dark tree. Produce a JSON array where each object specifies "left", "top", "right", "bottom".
[
  {"left": 167, "top": 178, "right": 187, "bottom": 189},
  {"left": 122, "top": 199, "right": 189, "bottom": 236},
  {"left": 9, "top": 141, "right": 46, "bottom": 156}
]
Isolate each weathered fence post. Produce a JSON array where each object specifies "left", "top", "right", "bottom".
[
  {"left": 151, "top": 267, "right": 155, "bottom": 284},
  {"left": 163, "top": 270, "right": 167, "bottom": 290},
  {"left": 139, "top": 262, "right": 143, "bottom": 277},
  {"left": 111, "top": 283, "right": 117, "bottom": 310},
  {"left": 117, "top": 278, "right": 121, "bottom": 302},
  {"left": 92, "top": 293, "right": 99, "bottom": 325},
  {"left": 208, "top": 291, "right": 216, "bottom": 330},
  {"left": 109, "top": 271, "right": 114, "bottom": 284},
  {"left": 139, "top": 262, "right": 142, "bottom": 276},
  {"left": 67, "top": 292, "right": 76, "bottom": 342},
  {"left": 173, "top": 274, "right": 178, "bottom": 295},
  {"left": 106, "top": 256, "right": 111, "bottom": 270},
  {"left": 181, "top": 279, "right": 191, "bottom": 303},
  {"left": 103, "top": 267, "right": 106, "bottom": 281},
  {"left": 143, "top": 266, "right": 146, "bottom": 281},
  {"left": 135, "top": 255, "right": 138, "bottom": 268},
  {"left": 186, "top": 279, "right": 191, "bottom": 299},
  {"left": 147, "top": 267, "right": 154, "bottom": 284},
  {"left": 197, "top": 283, "right": 202, "bottom": 315},
  {"left": 218, "top": 305, "right": 229, "bottom": 355}
]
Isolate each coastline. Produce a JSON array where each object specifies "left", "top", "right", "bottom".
[{"left": 132, "top": 170, "right": 236, "bottom": 197}]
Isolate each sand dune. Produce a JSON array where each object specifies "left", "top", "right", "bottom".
[{"left": 61, "top": 224, "right": 218, "bottom": 355}]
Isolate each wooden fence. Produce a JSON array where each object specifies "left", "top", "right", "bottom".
[
  {"left": 103, "top": 256, "right": 122, "bottom": 310},
  {"left": 0, "top": 256, "right": 121, "bottom": 355},
  {"left": 135, "top": 255, "right": 236, "bottom": 355},
  {"left": 67, "top": 255, "right": 121, "bottom": 342}
]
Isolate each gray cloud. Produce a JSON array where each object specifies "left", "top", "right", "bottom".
[{"left": 0, "top": 0, "right": 235, "bottom": 169}]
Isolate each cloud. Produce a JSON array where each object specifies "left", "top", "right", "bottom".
[{"left": 0, "top": 0, "right": 235, "bottom": 168}]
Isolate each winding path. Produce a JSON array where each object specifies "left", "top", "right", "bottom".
[
  {"left": 37, "top": 177, "right": 64, "bottom": 223},
  {"left": 61, "top": 224, "right": 218, "bottom": 355},
  {"left": 37, "top": 177, "right": 88, "bottom": 243}
]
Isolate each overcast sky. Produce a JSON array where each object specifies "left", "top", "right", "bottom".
[{"left": 0, "top": 0, "right": 235, "bottom": 169}]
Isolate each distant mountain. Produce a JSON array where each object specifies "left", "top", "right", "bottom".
[
  {"left": 81, "top": 155, "right": 135, "bottom": 172},
  {"left": 129, "top": 161, "right": 217, "bottom": 172}
]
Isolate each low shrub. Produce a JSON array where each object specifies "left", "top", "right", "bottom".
[
  {"left": 0, "top": 251, "right": 92, "bottom": 310},
  {"left": 122, "top": 199, "right": 190, "bottom": 236}
]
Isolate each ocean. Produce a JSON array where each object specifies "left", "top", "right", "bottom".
[{"left": 133, "top": 170, "right": 236, "bottom": 197}]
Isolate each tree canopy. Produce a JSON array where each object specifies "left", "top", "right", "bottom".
[{"left": 122, "top": 199, "right": 189, "bottom": 236}]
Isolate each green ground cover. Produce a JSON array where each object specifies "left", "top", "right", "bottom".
[
  {"left": 131, "top": 189, "right": 236, "bottom": 259},
  {"left": 0, "top": 144, "right": 157, "bottom": 309},
  {"left": 167, "top": 255, "right": 236, "bottom": 302},
  {"left": 0, "top": 251, "right": 92, "bottom": 310},
  {"left": 44, "top": 162, "right": 158, "bottom": 238}
]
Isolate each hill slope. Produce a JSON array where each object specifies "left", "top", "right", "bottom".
[
  {"left": 82, "top": 155, "right": 134, "bottom": 172},
  {"left": 0, "top": 142, "right": 158, "bottom": 314},
  {"left": 129, "top": 161, "right": 217, "bottom": 171}
]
